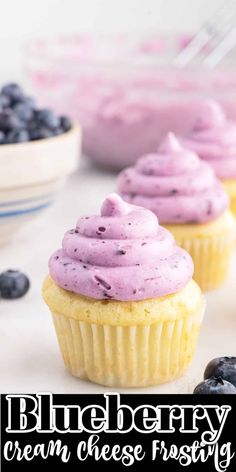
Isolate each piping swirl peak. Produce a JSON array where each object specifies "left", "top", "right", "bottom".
[{"left": 49, "top": 193, "right": 193, "bottom": 301}]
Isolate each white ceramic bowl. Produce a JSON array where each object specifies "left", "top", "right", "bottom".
[{"left": 0, "top": 124, "right": 81, "bottom": 243}]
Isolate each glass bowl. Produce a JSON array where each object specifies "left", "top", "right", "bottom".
[{"left": 24, "top": 35, "right": 236, "bottom": 170}]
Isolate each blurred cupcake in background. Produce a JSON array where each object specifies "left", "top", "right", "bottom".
[
  {"left": 42, "top": 194, "right": 205, "bottom": 387},
  {"left": 118, "top": 133, "right": 236, "bottom": 291},
  {"left": 0, "top": 83, "right": 81, "bottom": 244},
  {"left": 180, "top": 100, "right": 236, "bottom": 216}
]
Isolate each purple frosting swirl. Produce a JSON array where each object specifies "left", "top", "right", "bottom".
[
  {"left": 118, "top": 133, "right": 228, "bottom": 224},
  {"left": 49, "top": 194, "right": 193, "bottom": 301},
  {"left": 181, "top": 100, "right": 236, "bottom": 179}
]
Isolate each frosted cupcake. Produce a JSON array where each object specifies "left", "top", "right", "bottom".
[
  {"left": 42, "top": 193, "right": 204, "bottom": 387},
  {"left": 181, "top": 100, "right": 236, "bottom": 215},
  {"left": 118, "top": 134, "right": 236, "bottom": 291}
]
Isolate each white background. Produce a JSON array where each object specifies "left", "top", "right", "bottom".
[{"left": 0, "top": 0, "right": 224, "bottom": 81}]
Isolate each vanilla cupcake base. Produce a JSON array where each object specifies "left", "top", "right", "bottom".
[
  {"left": 164, "top": 210, "right": 236, "bottom": 292},
  {"left": 43, "top": 276, "right": 204, "bottom": 388}
]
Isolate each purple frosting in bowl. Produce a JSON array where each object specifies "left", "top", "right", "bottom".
[
  {"left": 49, "top": 194, "right": 193, "bottom": 301},
  {"left": 118, "top": 133, "right": 228, "bottom": 224}
]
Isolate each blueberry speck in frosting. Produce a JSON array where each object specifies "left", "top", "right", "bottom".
[
  {"left": 54, "top": 255, "right": 59, "bottom": 260},
  {"left": 103, "top": 292, "right": 113, "bottom": 299},
  {"left": 94, "top": 276, "right": 111, "bottom": 290},
  {"left": 74, "top": 248, "right": 77, "bottom": 252},
  {"left": 116, "top": 249, "right": 126, "bottom": 255},
  {"left": 170, "top": 189, "right": 178, "bottom": 195},
  {"left": 98, "top": 226, "right": 106, "bottom": 232},
  {"left": 207, "top": 201, "right": 213, "bottom": 215},
  {"left": 141, "top": 242, "right": 147, "bottom": 246}
]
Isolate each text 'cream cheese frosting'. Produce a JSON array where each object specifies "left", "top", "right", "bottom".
[
  {"left": 118, "top": 133, "right": 228, "bottom": 224},
  {"left": 49, "top": 193, "right": 193, "bottom": 301},
  {"left": 181, "top": 100, "right": 236, "bottom": 179}
]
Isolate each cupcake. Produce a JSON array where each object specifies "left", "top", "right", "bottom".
[
  {"left": 118, "top": 133, "right": 236, "bottom": 291},
  {"left": 42, "top": 193, "right": 204, "bottom": 387},
  {"left": 180, "top": 100, "right": 236, "bottom": 215}
]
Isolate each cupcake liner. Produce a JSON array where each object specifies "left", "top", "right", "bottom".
[
  {"left": 173, "top": 231, "right": 235, "bottom": 292},
  {"left": 51, "top": 306, "right": 204, "bottom": 388}
]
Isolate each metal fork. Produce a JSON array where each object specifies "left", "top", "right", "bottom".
[{"left": 173, "top": 0, "right": 236, "bottom": 68}]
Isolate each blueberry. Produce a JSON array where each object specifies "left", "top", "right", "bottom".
[
  {"left": 0, "top": 109, "right": 23, "bottom": 131},
  {"left": 0, "top": 130, "right": 6, "bottom": 144},
  {"left": 0, "top": 94, "right": 10, "bottom": 108},
  {"left": 19, "top": 96, "right": 35, "bottom": 109},
  {"left": 53, "top": 127, "right": 64, "bottom": 136},
  {"left": 0, "top": 83, "right": 67, "bottom": 144},
  {"left": 7, "top": 129, "right": 30, "bottom": 144},
  {"left": 193, "top": 376, "right": 236, "bottom": 394},
  {"left": 29, "top": 127, "right": 53, "bottom": 140},
  {"left": 60, "top": 115, "right": 72, "bottom": 132},
  {"left": 27, "top": 119, "right": 39, "bottom": 131},
  {"left": 13, "top": 102, "right": 34, "bottom": 121},
  {"left": 204, "top": 356, "right": 236, "bottom": 387},
  {"left": 0, "top": 270, "right": 30, "bottom": 299},
  {"left": 36, "top": 108, "right": 60, "bottom": 129},
  {"left": 1, "top": 83, "right": 23, "bottom": 101}
]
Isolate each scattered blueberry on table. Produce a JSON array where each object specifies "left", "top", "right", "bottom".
[
  {"left": 0, "top": 82, "right": 72, "bottom": 144},
  {"left": 194, "top": 357, "right": 236, "bottom": 394},
  {"left": 193, "top": 376, "right": 236, "bottom": 394},
  {"left": 204, "top": 356, "right": 236, "bottom": 387},
  {"left": 0, "top": 270, "right": 30, "bottom": 299}
]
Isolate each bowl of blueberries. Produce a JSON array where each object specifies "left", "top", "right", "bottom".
[{"left": 0, "top": 83, "right": 81, "bottom": 244}]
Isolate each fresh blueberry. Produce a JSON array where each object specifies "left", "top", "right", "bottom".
[
  {"left": 0, "top": 109, "right": 23, "bottom": 131},
  {"left": 0, "top": 270, "right": 30, "bottom": 299},
  {"left": 0, "top": 83, "right": 71, "bottom": 144},
  {"left": 1, "top": 83, "right": 23, "bottom": 101},
  {"left": 13, "top": 102, "right": 34, "bottom": 121},
  {"left": 60, "top": 115, "right": 72, "bottom": 132},
  {"left": 27, "top": 119, "right": 39, "bottom": 131},
  {"left": 0, "top": 130, "right": 6, "bottom": 144},
  {"left": 0, "top": 94, "right": 10, "bottom": 108},
  {"left": 204, "top": 356, "right": 236, "bottom": 387},
  {"left": 19, "top": 96, "right": 35, "bottom": 109},
  {"left": 193, "top": 376, "right": 236, "bottom": 394},
  {"left": 53, "top": 127, "right": 64, "bottom": 136},
  {"left": 36, "top": 108, "right": 60, "bottom": 129},
  {"left": 29, "top": 127, "right": 53, "bottom": 140},
  {"left": 7, "top": 129, "right": 30, "bottom": 144}
]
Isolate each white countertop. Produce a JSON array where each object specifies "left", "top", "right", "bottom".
[{"left": 1, "top": 158, "right": 235, "bottom": 394}]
